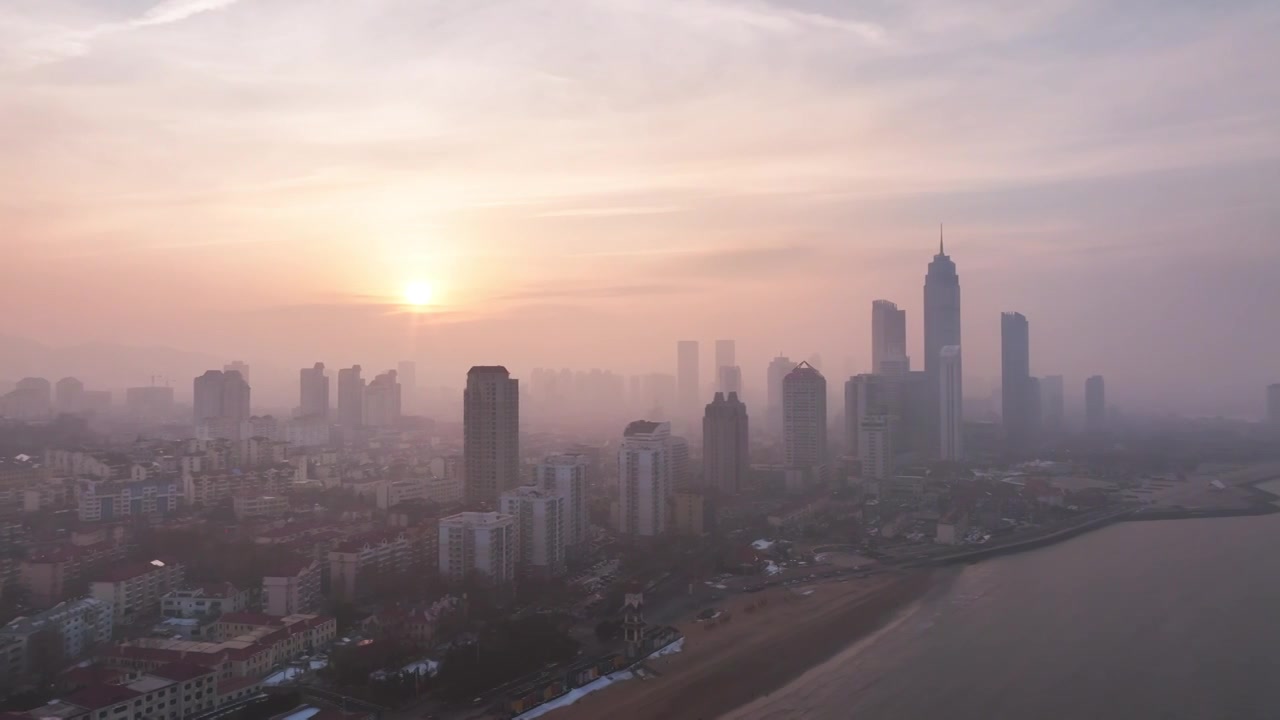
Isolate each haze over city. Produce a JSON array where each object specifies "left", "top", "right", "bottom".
[{"left": 3, "top": 0, "right": 1278, "bottom": 417}]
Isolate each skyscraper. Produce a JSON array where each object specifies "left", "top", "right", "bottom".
[
  {"left": 939, "top": 345, "right": 964, "bottom": 461},
  {"left": 783, "top": 362, "right": 827, "bottom": 469},
  {"left": 717, "top": 365, "right": 742, "bottom": 396},
  {"left": 617, "top": 420, "right": 675, "bottom": 537},
  {"left": 702, "top": 392, "right": 749, "bottom": 494},
  {"left": 55, "top": 377, "right": 84, "bottom": 414},
  {"left": 464, "top": 366, "right": 520, "bottom": 507},
  {"left": 1267, "top": 384, "right": 1280, "bottom": 427},
  {"left": 193, "top": 369, "right": 249, "bottom": 422},
  {"left": 871, "top": 300, "right": 908, "bottom": 374},
  {"left": 924, "top": 231, "right": 961, "bottom": 382},
  {"left": 766, "top": 355, "right": 794, "bottom": 435},
  {"left": 1086, "top": 375, "right": 1106, "bottom": 431},
  {"left": 1040, "top": 374, "right": 1065, "bottom": 433},
  {"left": 364, "top": 370, "right": 401, "bottom": 427},
  {"left": 337, "top": 365, "right": 365, "bottom": 429},
  {"left": 677, "top": 341, "right": 699, "bottom": 413},
  {"left": 715, "top": 340, "right": 735, "bottom": 375},
  {"left": 224, "top": 361, "right": 250, "bottom": 385},
  {"left": 1001, "top": 312, "right": 1032, "bottom": 449},
  {"left": 397, "top": 360, "right": 417, "bottom": 413},
  {"left": 299, "top": 363, "right": 329, "bottom": 419}
]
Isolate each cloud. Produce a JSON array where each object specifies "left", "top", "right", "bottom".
[
  {"left": 11, "top": 0, "right": 245, "bottom": 65},
  {"left": 132, "top": 0, "right": 242, "bottom": 28},
  {"left": 493, "top": 283, "right": 694, "bottom": 303},
  {"left": 533, "top": 205, "right": 684, "bottom": 218}
]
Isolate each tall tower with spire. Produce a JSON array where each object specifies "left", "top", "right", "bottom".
[
  {"left": 924, "top": 226, "right": 961, "bottom": 381},
  {"left": 924, "top": 227, "right": 961, "bottom": 457}
]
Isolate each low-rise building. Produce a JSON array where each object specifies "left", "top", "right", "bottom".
[
  {"left": 90, "top": 560, "right": 185, "bottom": 626},
  {"left": 161, "top": 583, "right": 250, "bottom": 619},
  {"left": 375, "top": 479, "right": 427, "bottom": 510},
  {"left": 231, "top": 494, "right": 289, "bottom": 519},
  {"left": 106, "top": 613, "right": 337, "bottom": 680}
]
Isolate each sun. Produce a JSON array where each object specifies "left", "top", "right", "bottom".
[{"left": 403, "top": 281, "right": 433, "bottom": 307}]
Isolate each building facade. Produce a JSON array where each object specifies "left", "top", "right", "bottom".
[
  {"left": 871, "top": 300, "right": 908, "bottom": 374},
  {"left": 536, "top": 454, "right": 590, "bottom": 552},
  {"left": 299, "top": 363, "right": 329, "bottom": 419},
  {"left": 702, "top": 392, "right": 749, "bottom": 494},
  {"left": 463, "top": 366, "right": 520, "bottom": 507},
  {"left": 1001, "top": 312, "right": 1033, "bottom": 450},
  {"left": 499, "top": 487, "right": 566, "bottom": 577},
  {"left": 939, "top": 345, "right": 964, "bottom": 461},
  {"left": 437, "top": 512, "right": 517, "bottom": 587},
  {"left": 617, "top": 421, "right": 674, "bottom": 537},
  {"left": 782, "top": 362, "right": 827, "bottom": 470},
  {"left": 90, "top": 561, "right": 185, "bottom": 626}
]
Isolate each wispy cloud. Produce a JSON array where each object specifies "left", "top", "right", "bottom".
[
  {"left": 533, "top": 205, "right": 683, "bottom": 218},
  {"left": 13, "top": 0, "right": 245, "bottom": 65}
]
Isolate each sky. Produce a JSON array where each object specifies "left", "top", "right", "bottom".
[{"left": 2, "top": 0, "right": 1278, "bottom": 416}]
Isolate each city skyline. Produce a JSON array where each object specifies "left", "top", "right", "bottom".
[{"left": 1, "top": 1, "right": 1278, "bottom": 419}]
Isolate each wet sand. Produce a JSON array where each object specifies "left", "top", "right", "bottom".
[{"left": 545, "top": 570, "right": 932, "bottom": 720}]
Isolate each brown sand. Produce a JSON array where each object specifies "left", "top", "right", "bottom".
[{"left": 544, "top": 571, "right": 932, "bottom": 720}]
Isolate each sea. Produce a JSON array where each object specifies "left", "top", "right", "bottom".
[{"left": 726, "top": 481, "right": 1280, "bottom": 720}]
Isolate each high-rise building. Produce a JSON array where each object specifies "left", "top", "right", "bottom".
[
  {"left": 224, "top": 361, "right": 250, "bottom": 385},
  {"left": 1267, "top": 384, "right": 1280, "bottom": 427},
  {"left": 846, "top": 374, "right": 890, "bottom": 460},
  {"left": 537, "top": 454, "right": 590, "bottom": 551},
  {"left": 1001, "top": 312, "right": 1032, "bottom": 450},
  {"left": 464, "top": 366, "right": 520, "bottom": 507},
  {"left": 715, "top": 340, "right": 735, "bottom": 375},
  {"left": 617, "top": 420, "right": 675, "bottom": 537},
  {"left": 859, "top": 415, "right": 893, "bottom": 480},
  {"left": 677, "top": 341, "right": 700, "bottom": 413},
  {"left": 125, "top": 386, "right": 174, "bottom": 420},
  {"left": 1040, "top": 375, "right": 1065, "bottom": 433},
  {"left": 783, "top": 362, "right": 827, "bottom": 469},
  {"left": 702, "top": 392, "right": 749, "bottom": 494},
  {"left": 193, "top": 370, "right": 249, "bottom": 422},
  {"left": 437, "top": 512, "right": 517, "bottom": 587},
  {"left": 299, "top": 363, "right": 329, "bottom": 419},
  {"left": 717, "top": 365, "right": 743, "bottom": 395},
  {"left": 766, "top": 355, "right": 794, "bottom": 435},
  {"left": 397, "top": 360, "right": 417, "bottom": 413},
  {"left": 924, "top": 231, "right": 961, "bottom": 382},
  {"left": 364, "top": 370, "right": 401, "bottom": 427},
  {"left": 500, "top": 487, "right": 566, "bottom": 577},
  {"left": 55, "top": 377, "right": 84, "bottom": 414},
  {"left": 1085, "top": 375, "right": 1106, "bottom": 431},
  {"left": 337, "top": 365, "right": 365, "bottom": 429},
  {"left": 939, "top": 345, "right": 964, "bottom": 461},
  {"left": 5, "top": 377, "right": 52, "bottom": 419},
  {"left": 871, "top": 300, "right": 908, "bottom": 374}
]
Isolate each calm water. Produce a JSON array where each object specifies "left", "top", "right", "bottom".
[{"left": 727, "top": 509, "right": 1280, "bottom": 720}]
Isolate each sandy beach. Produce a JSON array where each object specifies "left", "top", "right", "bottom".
[{"left": 544, "top": 570, "right": 933, "bottom": 720}]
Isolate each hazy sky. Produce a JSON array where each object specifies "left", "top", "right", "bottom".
[{"left": 3, "top": 0, "right": 1278, "bottom": 416}]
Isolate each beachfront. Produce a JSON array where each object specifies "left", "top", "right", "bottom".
[{"left": 544, "top": 570, "right": 932, "bottom": 720}]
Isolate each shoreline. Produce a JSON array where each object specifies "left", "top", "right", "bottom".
[
  {"left": 544, "top": 570, "right": 933, "bottom": 720},
  {"left": 537, "top": 471, "right": 1280, "bottom": 720}
]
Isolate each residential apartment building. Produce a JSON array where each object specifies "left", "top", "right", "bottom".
[
  {"left": 536, "top": 454, "right": 590, "bottom": 553},
  {"left": 327, "top": 529, "right": 414, "bottom": 603},
  {"left": 0, "top": 598, "right": 113, "bottom": 677},
  {"left": 90, "top": 560, "right": 185, "bottom": 626},
  {"left": 231, "top": 494, "right": 288, "bottom": 519},
  {"left": 76, "top": 477, "right": 180, "bottom": 522},
  {"left": 499, "top": 487, "right": 566, "bottom": 577},
  {"left": 437, "top": 512, "right": 517, "bottom": 588},
  {"left": 160, "top": 583, "right": 250, "bottom": 619},
  {"left": 261, "top": 560, "right": 321, "bottom": 617}
]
